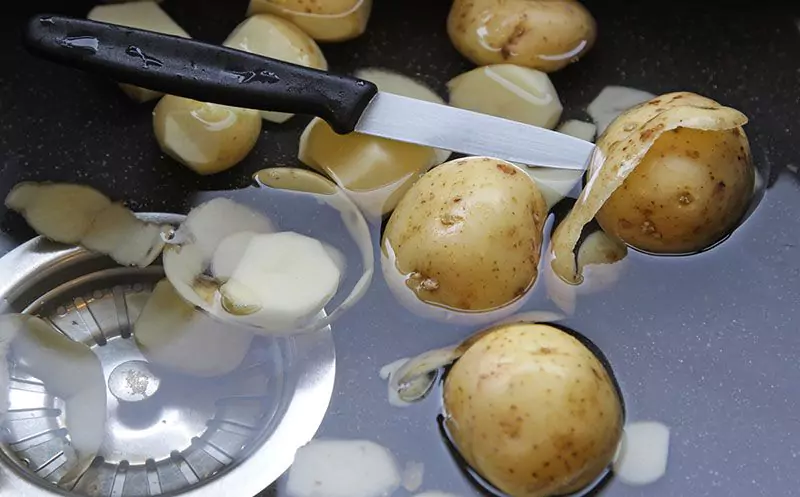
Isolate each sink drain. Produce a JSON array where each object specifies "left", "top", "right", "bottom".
[{"left": 0, "top": 214, "right": 335, "bottom": 497}]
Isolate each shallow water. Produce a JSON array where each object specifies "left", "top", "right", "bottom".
[{"left": 0, "top": 0, "right": 799, "bottom": 496}]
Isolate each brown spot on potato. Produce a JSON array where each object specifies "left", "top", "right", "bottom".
[
  {"left": 496, "top": 163, "right": 517, "bottom": 175},
  {"left": 687, "top": 150, "right": 701, "bottom": 159},
  {"left": 714, "top": 181, "right": 727, "bottom": 194}
]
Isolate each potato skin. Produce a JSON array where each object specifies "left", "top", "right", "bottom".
[
  {"left": 444, "top": 323, "right": 623, "bottom": 497},
  {"left": 447, "top": 0, "right": 597, "bottom": 73},
  {"left": 595, "top": 93, "right": 754, "bottom": 253},
  {"left": 383, "top": 157, "right": 547, "bottom": 312}
]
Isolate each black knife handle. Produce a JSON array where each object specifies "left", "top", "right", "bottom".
[{"left": 23, "top": 15, "right": 378, "bottom": 134}]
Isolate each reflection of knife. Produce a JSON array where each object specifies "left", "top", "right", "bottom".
[{"left": 24, "top": 15, "right": 594, "bottom": 172}]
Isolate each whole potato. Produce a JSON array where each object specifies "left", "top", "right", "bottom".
[
  {"left": 383, "top": 157, "right": 547, "bottom": 312},
  {"left": 447, "top": 0, "right": 596, "bottom": 73},
  {"left": 594, "top": 92, "right": 754, "bottom": 253},
  {"left": 153, "top": 96, "right": 262, "bottom": 175},
  {"left": 444, "top": 323, "right": 623, "bottom": 497},
  {"left": 248, "top": 0, "right": 372, "bottom": 42}
]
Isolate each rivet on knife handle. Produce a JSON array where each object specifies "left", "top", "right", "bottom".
[{"left": 23, "top": 15, "right": 379, "bottom": 134}]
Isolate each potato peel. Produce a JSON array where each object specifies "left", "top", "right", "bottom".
[
  {"left": 1, "top": 314, "right": 106, "bottom": 488},
  {"left": 551, "top": 95, "right": 748, "bottom": 284}
]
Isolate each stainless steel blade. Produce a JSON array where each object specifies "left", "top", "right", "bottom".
[{"left": 355, "top": 92, "right": 595, "bottom": 171}]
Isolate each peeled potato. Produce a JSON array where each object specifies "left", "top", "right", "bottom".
[
  {"left": 383, "top": 157, "right": 547, "bottom": 312},
  {"left": 558, "top": 119, "right": 597, "bottom": 142},
  {"left": 5, "top": 182, "right": 111, "bottom": 244},
  {"left": 224, "top": 14, "right": 328, "bottom": 123},
  {"left": 551, "top": 92, "right": 754, "bottom": 283},
  {"left": 88, "top": 1, "right": 190, "bottom": 102},
  {"left": 134, "top": 279, "right": 254, "bottom": 377},
  {"left": 153, "top": 96, "right": 262, "bottom": 175},
  {"left": 444, "top": 323, "right": 623, "bottom": 497},
  {"left": 247, "top": 0, "right": 372, "bottom": 42},
  {"left": 447, "top": 64, "right": 563, "bottom": 129},
  {"left": 298, "top": 69, "right": 448, "bottom": 220},
  {"left": 447, "top": 0, "right": 597, "bottom": 73}
]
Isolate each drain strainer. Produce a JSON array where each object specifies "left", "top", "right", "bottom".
[{"left": 0, "top": 214, "right": 336, "bottom": 497}]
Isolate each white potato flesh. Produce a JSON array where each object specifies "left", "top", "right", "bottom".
[
  {"left": 176, "top": 197, "right": 275, "bottom": 260},
  {"left": 523, "top": 166, "right": 584, "bottom": 210},
  {"left": 224, "top": 14, "right": 328, "bottom": 123},
  {"left": 88, "top": 1, "right": 190, "bottom": 102},
  {"left": 134, "top": 279, "right": 254, "bottom": 377},
  {"left": 558, "top": 119, "right": 597, "bottom": 142},
  {"left": 298, "top": 69, "right": 447, "bottom": 220},
  {"left": 153, "top": 96, "right": 262, "bottom": 175},
  {"left": 220, "top": 232, "right": 341, "bottom": 328},
  {"left": 5, "top": 182, "right": 111, "bottom": 244},
  {"left": 614, "top": 422, "right": 671, "bottom": 486},
  {"left": 587, "top": 86, "right": 655, "bottom": 135},
  {"left": 447, "top": 64, "right": 563, "bottom": 130},
  {"left": 287, "top": 439, "right": 401, "bottom": 497},
  {"left": 211, "top": 231, "right": 258, "bottom": 280},
  {"left": 2, "top": 315, "right": 106, "bottom": 487},
  {"left": 82, "top": 203, "right": 169, "bottom": 267},
  {"left": 247, "top": 0, "right": 373, "bottom": 42}
]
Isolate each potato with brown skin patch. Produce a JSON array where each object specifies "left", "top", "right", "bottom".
[
  {"left": 247, "top": 0, "right": 372, "bottom": 42},
  {"left": 444, "top": 323, "right": 623, "bottom": 497},
  {"left": 551, "top": 92, "right": 752, "bottom": 283},
  {"left": 382, "top": 157, "right": 547, "bottom": 312},
  {"left": 592, "top": 92, "right": 753, "bottom": 254},
  {"left": 447, "top": 0, "right": 597, "bottom": 73}
]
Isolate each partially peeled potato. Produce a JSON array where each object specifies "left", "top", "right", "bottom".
[{"left": 551, "top": 92, "right": 754, "bottom": 283}]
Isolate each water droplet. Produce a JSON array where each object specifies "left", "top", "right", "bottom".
[
  {"left": 356, "top": 80, "right": 366, "bottom": 87},
  {"left": 39, "top": 16, "right": 55, "bottom": 26},
  {"left": 61, "top": 36, "right": 98, "bottom": 54},
  {"left": 125, "top": 46, "right": 163, "bottom": 68},
  {"left": 229, "top": 69, "right": 280, "bottom": 84}
]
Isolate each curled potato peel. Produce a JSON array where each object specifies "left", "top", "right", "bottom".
[{"left": 551, "top": 94, "right": 749, "bottom": 284}]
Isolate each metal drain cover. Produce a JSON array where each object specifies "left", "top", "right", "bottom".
[{"left": 0, "top": 215, "right": 335, "bottom": 497}]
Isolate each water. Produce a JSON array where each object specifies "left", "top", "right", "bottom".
[
  {"left": 61, "top": 36, "right": 98, "bottom": 54},
  {"left": 125, "top": 46, "right": 163, "bottom": 68},
  {"left": 2, "top": 1, "right": 799, "bottom": 495}
]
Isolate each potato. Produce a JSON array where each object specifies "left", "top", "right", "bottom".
[
  {"left": 153, "top": 96, "right": 262, "bottom": 175},
  {"left": 382, "top": 157, "right": 547, "bottom": 312},
  {"left": 224, "top": 14, "right": 328, "bottom": 123},
  {"left": 447, "top": 0, "right": 596, "bottom": 73},
  {"left": 594, "top": 94, "right": 754, "bottom": 253},
  {"left": 298, "top": 68, "right": 447, "bottom": 220},
  {"left": 444, "top": 323, "right": 623, "bottom": 497},
  {"left": 88, "top": 2, "right": 190, "bottom": 102},
  {"left": 447, "top": 64, "right": 563, "bottom": 129},
  {"left": 551, "top": 92, "right": 752, "bottom": 283},
  {"left": 247, "top": 0, "right": 372, "bottom": 42}
]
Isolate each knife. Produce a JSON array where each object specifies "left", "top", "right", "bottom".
[{"left": 23, "top": 15, "right": 594, "bottom": 171}]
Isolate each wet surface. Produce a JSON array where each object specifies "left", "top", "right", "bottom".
[{"left": 1, "top": 0, "right": 799, "bottom": 496}]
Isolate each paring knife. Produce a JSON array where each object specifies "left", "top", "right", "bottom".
[{"left": 23, "top": 15, "right": 594, "bottom": 172}]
